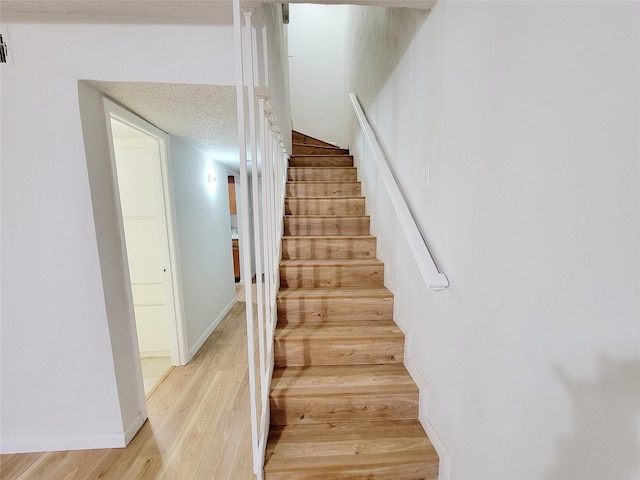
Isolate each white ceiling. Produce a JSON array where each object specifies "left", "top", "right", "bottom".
[{"left": 6, "top": 1, "right": 435, "bottom": 171}]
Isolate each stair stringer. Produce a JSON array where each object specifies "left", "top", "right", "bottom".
[{"left": 358, "top": 163, "right": 451, "bottom": 480}]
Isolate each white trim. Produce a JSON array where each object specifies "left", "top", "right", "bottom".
[
  {"left": 187, "top": 296, "right": 237, "bottom": 361},
  {"left": 349, "top": 93, "right": 448, "bottom": 290},
  {"left": 103, "top": 98, "right": 188, "bottom": 367},
  {"left": 102, "top": 100, "right": 148, "bottom": 424},
  {"left": 123, "top": 411, "right": 147, "bottom": 445},
  {"left": 1, "top": 433, "right": 125, "bottom": 454},
  {"left": 401, "top": 321, "right": 450, "bottom": 479},
  {"left": 403, "top": 355, "right": 429, "bottom": 417},
  {"left": 156, "top": 128, "right": 189, "bottom": 366},
  {"left": 421, "top": 417, "right": 451, "bottom": 480},
  {"left": 234, "top": 3, "right": 262, "bottom": 479}
]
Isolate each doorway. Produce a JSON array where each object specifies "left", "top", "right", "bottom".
[{"left": 105, "top": 100, "right": 187, "bottom": 398}]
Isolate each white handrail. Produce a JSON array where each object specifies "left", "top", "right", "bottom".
[{"left": 349, "top": 93, "right": 448, "bottom": 290}]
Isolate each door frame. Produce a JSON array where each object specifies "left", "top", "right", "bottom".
[{"left": 103, "top": 98, "right": 188, "bottom": 371}]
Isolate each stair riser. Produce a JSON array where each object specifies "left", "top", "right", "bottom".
[
  {"left": 265, "top": 463, "right": 438, "bottom": 480},
  {"left": 293, "top": 145, "right": 349, "bottom": 155},
  {"left": 282, "top": 237, "right": 376, "bottom": 260},
  {"left": 289, "top": 157, "right": 353, "bottom": 168},
  {"left": 285, "top": 198, "right": 365, "bottom": 216},
  {"left": 274, "top": 339, "right": 404, "bottom": 366},
  {"left": 277, "top": 296, "right": 393, "bottom": 324},
  {"left": 288, "top": 168, "right": 357, "bottom": 182},
  {"left": 280, "top": 265, "right": 383, "bottom": 288},
  {"left": 270, "top": 392, "right": 418, "bottom": 425},
  {"left": 292, "top": 132, "right": 337, "bottom": 148},
  {"left": 286, "top": 183, "right": 361, "bottom": 197},
  {"left": 284, "top": 217, "right": 370, "bottom": 236}
]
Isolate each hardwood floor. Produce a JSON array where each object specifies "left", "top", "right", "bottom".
[{"left": 0, "top": 302, "right": 255, "bottom": 480}]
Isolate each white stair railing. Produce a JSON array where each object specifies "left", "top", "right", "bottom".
[
  {"left": 234, "top": 2, "right": 288, "bottom": 479},
  {"left": 349, "top": 93, "right": 448, "bottom": 290}
]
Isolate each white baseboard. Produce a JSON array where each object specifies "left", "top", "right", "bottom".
[
  {"left": 140, "top": 350, "right": 170, "bottom": 358},
  {"left": 0, "top": 432, "right": 126, "bottom": 454},
  {"left": 421, "top": 417, "right": 451, "bottom": 480},
  {"left": 123, "top": 410, "right": 147, "bottom": 445},
  {"left": 404, "top": 355, "right": 451, "bottom": 480},
  {"left": 187, "top": 296, "right": 236, "bottom": 361},
  {"left": 404, "top": 355, "right": 429, "bottom": 417}
]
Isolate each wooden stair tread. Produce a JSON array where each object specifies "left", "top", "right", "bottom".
[
  {"left": 293, "top": 143, "right": 349, "bottom": 153},
  {"left": 278, "top": 286, "right": 393, "bottom": 299},
  {"left": 280, "top": 258, "right": 383, "bottom": 267},
  {"left": 275, "top": 320, "right": 403, "bottom": 340},
  {"left": 271, "top": 364, "right": 416, "bottom": 393},
  {"left": 284, "top": 214, "right": 369, "bottom": 219},
  {"left": 268, "top": 420, "right": 429, "bottom": 443},
  {"left": 287, "top": 181, "right": 360, "bottom": 184},
  {"left": 286, "top": 182, "right": 361, "bottom": 197},
  {"left": 291, "top": 154, "right": 351, "bottom": 157},
  {"left": 285, "top": 198, "right": 366, "bottom": 215},
  {"left": 265, "top": 421, "right": 438, "bottom": 475},
  {"left": 292, "top": 142, "right": 345, "bottom": 150},
  {"left": 281, "top": 235, "right": 377, "bottom": 260},
  {"left": 283, "top": 216, "right": 371, "bottom": 237},
  {"left": 276, "top": 287, "right": 394, "bottom": 323},
  {"left": 266, "top": 130, "right": 438, "bottom": 478},
  {"left": 289, "top": 158, "right": 354, "bottom": 168},
  {"left": 285, "top": 195, "right": 365, "bottom": 199},
  {"left": 283, "top": 235, "right": 375, "bottom": 239},
  {"left": 292, "top": 131, "right": 339, "bottom": 148},
  {"left": 290, "top": 155, "right": 353, "bottom": 160},
  {"left": 288, "top": 168, "right": 358, "bottom": 172},
  {"left": 288, "top": 167, "right": 356, "bottom": 170},
  {"left": 287, "top": 168, "right": 358, "bottom": 182},
  {"left": 274, "top": 320, "right": 404, "bottom": 366}
]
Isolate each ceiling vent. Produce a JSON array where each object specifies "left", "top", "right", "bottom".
[{"left": 0, "top": 27, "right": 12, "bottom": 68}]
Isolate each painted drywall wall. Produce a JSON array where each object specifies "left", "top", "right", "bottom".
[
  {"left": 263, "top": 3, "right": 293, "bottom": 153},
  {"left": 1, "top": 20, "right": 235, "bottom": 452},
  {"left": 169, "top": 140, "right": 236, "bottom": 358},
  {"left": 346, "top": 2, "right": 639, "bottom": 479},
  {"left": 288, "top": 4, "right": 348, "bottom": 146}
]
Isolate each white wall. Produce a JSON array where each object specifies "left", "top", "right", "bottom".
[
  {"left": 346, "top": 2, "right": 639, "bottom": 479},
  {"left": 1, "top": 20, "right": 236, "bottom": 453},
  {"left": 169, "top": 140, "right": 236, "bottom": 359},
  {"left": 263, "top": 3, "right": 293, "bottom": 153},
  {"left": 288, "top": 4, "right": 348, "bottom": 146}
]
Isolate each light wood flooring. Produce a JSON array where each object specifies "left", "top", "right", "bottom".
[
  {"left": 140, "top": 356, "right": 172, "bottom": 397},
  {"left": 0, "top": 302, "right": 254, "bottom": 480}
]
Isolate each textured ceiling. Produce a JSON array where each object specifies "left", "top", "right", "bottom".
[
  {"left": 1, "top": 0, "right": 435, "bottom": 22},
  {"left": 88, "top": 81, "right": 240, "bottom": 169},
  {"left": 11, "top": 1, "right": 436, "bottom": 171}
]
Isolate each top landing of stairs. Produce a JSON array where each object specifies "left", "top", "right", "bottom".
[{"left": 293, "top": 130, "right": 340, "bottom": 148}]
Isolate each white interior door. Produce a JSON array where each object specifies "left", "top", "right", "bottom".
[{"left": 112, "top": 132, "right": 172, "bottom": 356}]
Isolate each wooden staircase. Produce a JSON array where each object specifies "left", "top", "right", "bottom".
[{"left": 264, "top": 131, "right": 439, "bottom": 479}]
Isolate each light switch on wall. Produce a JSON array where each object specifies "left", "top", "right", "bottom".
[{"left": 421, "top": 166, "right": 430, "bottom": 190}]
